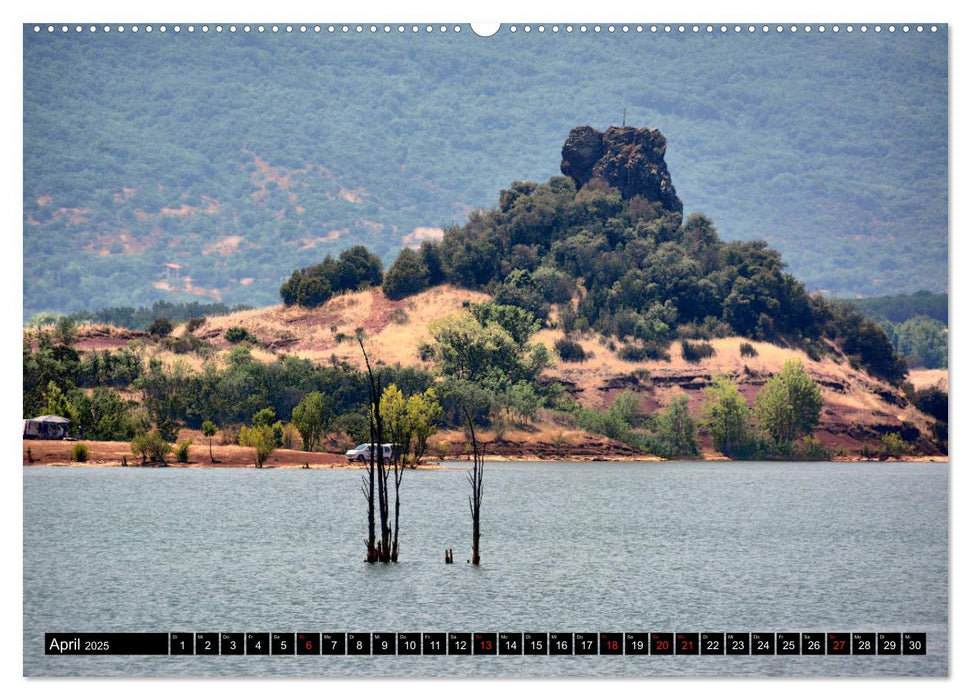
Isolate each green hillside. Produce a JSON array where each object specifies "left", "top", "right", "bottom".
[{"left": 23, "top": 26, "right": 947, "bottom": 318}]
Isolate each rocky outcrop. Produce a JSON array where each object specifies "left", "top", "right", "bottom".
[{"left": 560, "top": 125, "right": 683, "bottom": 214}]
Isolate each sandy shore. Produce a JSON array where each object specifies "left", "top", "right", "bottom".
[{"left": 22, "top": 439, "right": 946, "bottom": 468}]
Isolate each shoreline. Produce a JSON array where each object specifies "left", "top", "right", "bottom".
[{"left": 22, "top": 438, "right": 947, "bottom": 470}]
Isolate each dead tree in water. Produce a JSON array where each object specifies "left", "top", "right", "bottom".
[
  {"left": 464, "top": 409, "right": 484, "bottom": 566},
  {"left": 359, "top": 337, "right": 393, "bottom": 563}
]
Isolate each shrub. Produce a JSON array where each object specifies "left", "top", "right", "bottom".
[
  {"left": 739, "top": 342, "right": 758, "bottom": 358},
  {"left": 174, "top": 439, "right": 192, "bottom": 463},
  {"left": 220, "top": 424, "right": 240, "bottom": 445},
  {"left": 281, "top": 423, "right": 301, "bottom": 450},
  {"left": 388, "top": 308, "right": 410, "bottom": 325},
  {"left": 160, "top": 334, "right": 213, "bottom": 356},
  {"left": 71, "top": 443, "right": 88, "bottom": 462},
  {"left": 131, "top": 431, "right": 172, "bottom": 464},
  {"left": 680, "top": 340, "right": 715, "bottom": 363},
  {"left": 912, "top": 385, "right": 947, "bottom": 422},
  {"left": 554, "top": 336, "right": 587, "bottom": 362},
  {"left": 185, "top": 317, "right": 205, "bottom": 333},
  {"left": 618, "top": 342, "right": 671, "bottom": 362},
  {"left": 881, "top": 432, "right": 908, "bottom": 457},
  {"left": 225, "top": 326, "right": 256, "bottom": 344},
  {"left": 148, "top": 316, "right": 173, "bottom": 337},
  {"left": 796, "top": 436, "right": 831, "bottom": 461}
]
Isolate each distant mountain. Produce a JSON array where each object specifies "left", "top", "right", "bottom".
[{"left": 23, "top": 26, "right": 947, "bottom": 319}]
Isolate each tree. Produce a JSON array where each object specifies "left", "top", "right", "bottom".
[
  {"left": 430, "top": 305, "right": 547, "bottom": 389},
  {"left": 755, "top": 359, "right": 823, "bottom": 444},
  {"left": 202, "top": 420, "right": 218, "bottom": 462},
  {"left": 464, "top": 409, "right": 484, "bottom": 566},
  {"left": 335, "top": 245, "right": 383, "bottom": 291},
  {"left": 239, "top": 424, "right": 276, "bottom": 468},
  {"left": 505, "top": 381, "right": 540, "bottom": 426},
  {"left": 701, "top": 375, "right": 754, "bottom": 457},
  {"left": 892, "top": 315, "right": 947, "bottom": 369},
  {"left": 54, "top": 316, "right": 77, "bottom": 346},
  {"left": 358, "top": 337, "right": 392, "bottom": 562},
  {"left": 654, "top": 394, "right": 698, "bottom": 458},
  {"left": 42, "top": 381, "right": 77, "bottom": 435},
  {"left": 469, "top": 302, "right": 539, "bottom": 348},
  {"left": 245, "top": 408, "right": 283, "bottom": 448},
  {"left": 291, "top": 392, "right": 329, "bottom": 451},
  {"left": 429, "top": 314, "right": 522, "bottom": 385},
  {"left": 407, "top": 388, "right": 442, "bottom": 464},
  {"left": 380, "top": 384, "right": 411, "bottom": 561},
  {"left": 382, "top": 247, "right": 429, "bottom": 300},
  {"left": 74, "top": 387, "right": 133, "bottom": 441}
]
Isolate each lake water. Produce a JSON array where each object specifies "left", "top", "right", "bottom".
[{"left": 23, "top": 461, "right": 948, "bottom": 677}]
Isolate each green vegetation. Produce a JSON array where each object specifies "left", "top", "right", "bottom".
[
  {"left": 652, "top": 394, "right": 699, "bottom": 458},
  {"left": 699, "top": 364, "right": 830, "bottom": 460},
  {"left": 39, "top": 301, "right": 251, "bottom": 332},
  {"left": 881, "top": 432, "right": 908, "bottom": 457},
  {"left": 886, "top": 316, "right": 947, "bottom": 369},
  {"left": 239, "top": 422, "right": 277, "bottom": 468},
  {"left": 702, "top": 376, "right": 755, "bottom": 459},
  {"left": 71, "top": 443, "right": 88, "bottom": 462},
  {"left": 148, "top": 317, "right": 173, "bottom": 337},
  {"left": 379, "top": 384, "right": 443, "bottom": 467},
  {"left": 23, "top": 30, "right": 946, "bottom": 320},
  {"left": 384, "top": 169, "right": 907, "bottom": 384},
  {"left": 131, "top": 431, "right": 171, "bottom": 465},
  {"left": 382, "top": 248, "right": 429, "bottom": 301},
  {"left": 175, "top": 439, "right": 192, "bottom": 463},
  {"left": 554, "top": 336, "right": 588, "bottom": 362},
  {"left": 849, "top": 291, "right": 947, "bottom": 325},
  {"left": 202, "top": 419, "right": 218, "bottom": 461},
  {"left": 225, "top": 326, "right": 257, "bottom": 344},
  {"left": 428, "top": 303, "right": 549, "bottom": 389},
  {"left": 755, "top": 360, "right": 824, "bottom": 444},
  {"left": 280, "top": 246, "right": 383, "bottom": 308},
  {"left": 680, "top": 340, "right": 715, "bottom": 364},
  {"left": 848, "top": 292, "right": 948, "bottom": 369},
  {"left": 290, "top": 391, "right": 330, "bottom": 451}
]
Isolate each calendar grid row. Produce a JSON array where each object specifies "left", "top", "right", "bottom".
[{"left": 45, "top": 632, "right": 927, "bottom": 656}]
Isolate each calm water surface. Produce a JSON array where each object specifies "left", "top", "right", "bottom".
[{"left": 23, "top": 461, "right": 947, "bottom": 677}]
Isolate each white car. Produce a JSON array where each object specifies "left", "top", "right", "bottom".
[{"left": 345, "top": 443, "right": 394, "bottom": 462}]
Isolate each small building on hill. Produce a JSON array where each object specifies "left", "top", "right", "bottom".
[{"left": 23, "top": 415, "right": 71, "bottom": 440}]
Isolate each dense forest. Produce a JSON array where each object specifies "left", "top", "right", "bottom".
[
  {"left": 23, "top": 27, "right": 947, "bottom": 319},
  {"left": 846, "top": 291, "right": 948, "bottom": 369},
  {"left": 285, "top": 125, "right": 908, "bottom": 386}
]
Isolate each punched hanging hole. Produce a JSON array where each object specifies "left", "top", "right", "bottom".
[{"left": 470, "top": 23, "right": 501, "bottom": 37}]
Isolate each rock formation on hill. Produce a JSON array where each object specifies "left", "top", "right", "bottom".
[{"left": 560, "top": 125, "right": 683, "bottom": 215}]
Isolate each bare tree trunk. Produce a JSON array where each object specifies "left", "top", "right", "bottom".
[
  {"left": 392, "top": 455, "right": 403, "bottom": 562},
  {"left": 464, "top": 409, "right": 483, "bottom": 566},
  {"left": 359, "top": 337, "right": 380, "bottom": 562}
]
